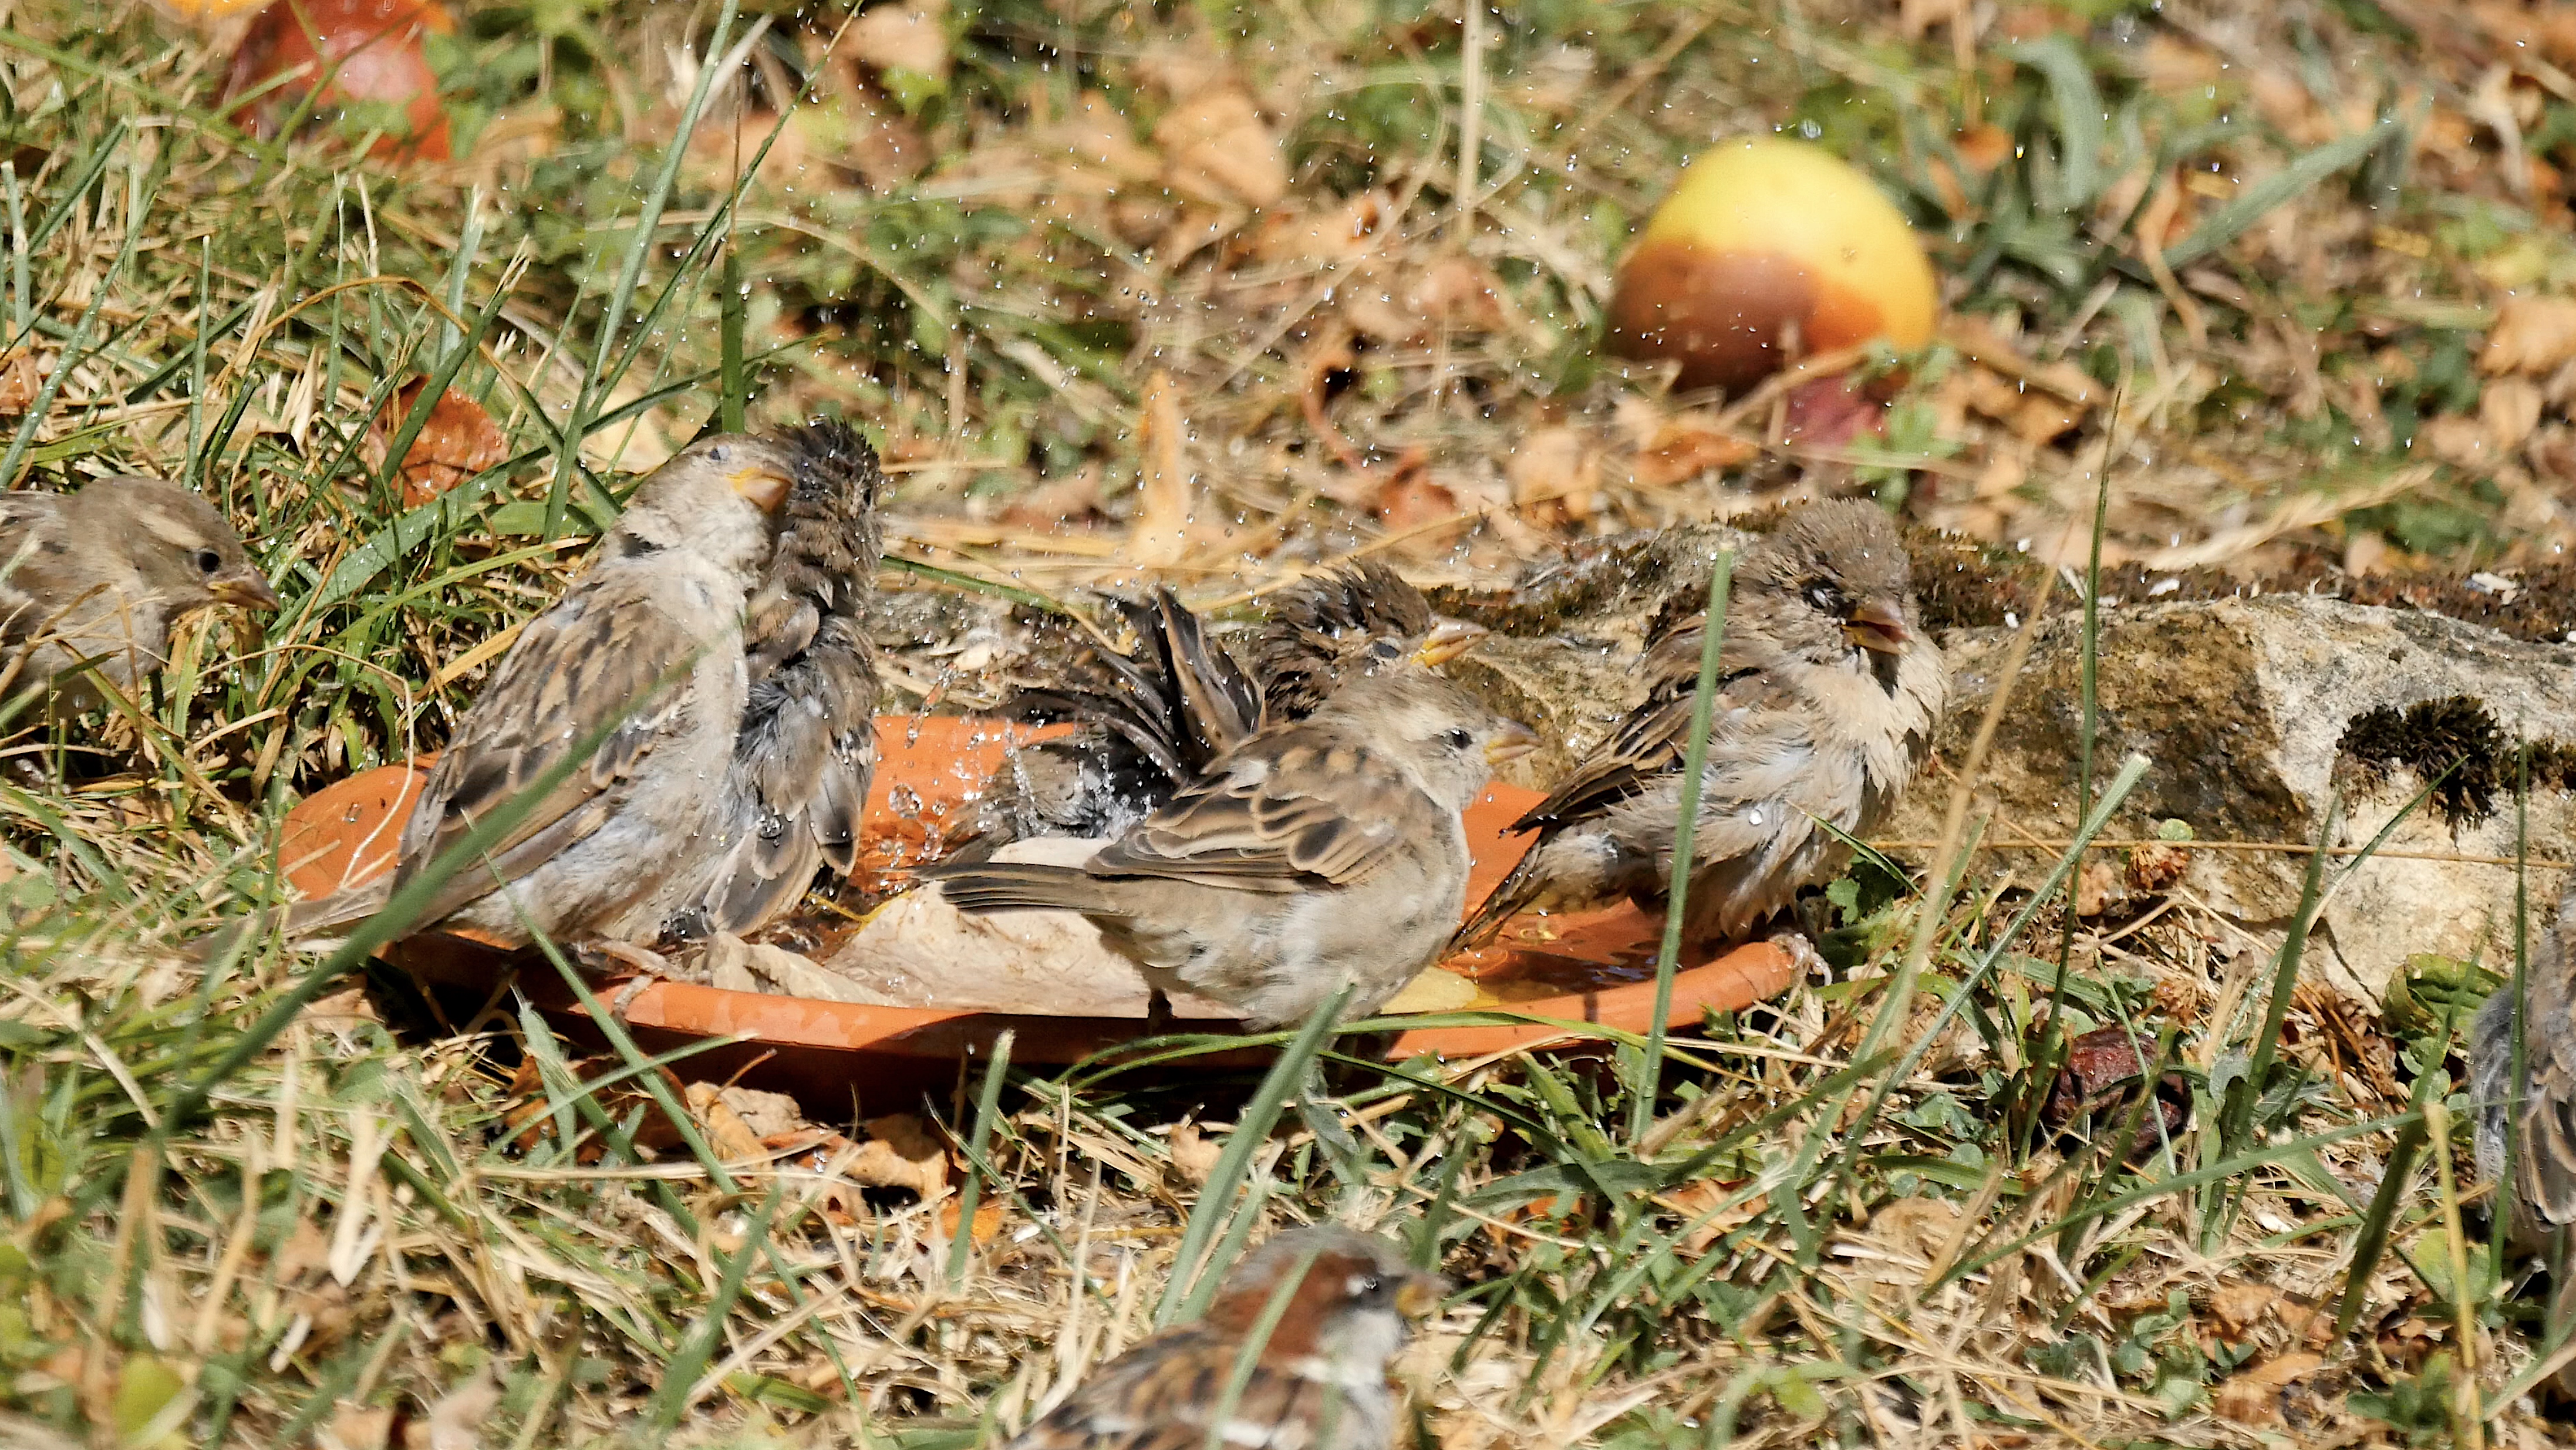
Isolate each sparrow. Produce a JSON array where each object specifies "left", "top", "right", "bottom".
[
  {"left": 278, "top": 422, "right": 879, "bottom": 949},
  {"left": 1246, "top": 558, "right": 1487, "bottom": 721},
  {"left": 1003, "top": 1225, "right": 1444, "bottom": 1450},
  {"left": 1454, "top": 498, "right": 1946, "bottom": 950},
  {"left": 0, "top": 476, "right": 280, "bottom": 713},
  {"left": 933, "top": 669, "right": 1537, "bottom": 1028},
  {"left": 968, "top": 562, "right": 1485, "bottom": 850},
  {"left": 2473, "top": 883, "right": 2576, "bottom": 1391}
]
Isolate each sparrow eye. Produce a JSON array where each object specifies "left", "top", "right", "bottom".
[
  {"left": 1354, "top": 1273, "right": 1384, "bottom": 1300},
  {"left": 1442, "top": 728, "right": 1474, "bottom": 751},
  {"left": 1803, "top": 582, "right": 1841, "bottom": 613},
  {"left": 1365, "top": 639, "right": 1402, "bottom": 662},
  {"left": 194, "top": 548, "right": 222, "bottom": 574}
]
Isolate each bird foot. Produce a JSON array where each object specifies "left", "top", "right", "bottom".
[
  {"left": 1143, "top": 987, "right": 1174, "bottom": 1038},
  {"left": 1764, "top": 929, "right": 1828, "bottom": 982}
]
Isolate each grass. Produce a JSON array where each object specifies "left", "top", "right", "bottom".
[{"left": 0, "top": 0, "right": 2570, "bottom": 1444}]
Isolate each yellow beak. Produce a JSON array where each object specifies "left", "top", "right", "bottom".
[
  {"left": 1395, "top": 1273, "right": 1448, "bottom": 1317},
  {"left": 1413, "top": 619, "right": 1490, "bottom": 668},
  {"left": 730, "top": 464, "right": 794, "bottom": 513},
  {"left": 1485, "top": 720, "right": 1540, "bottom": 766},
  {"left": 1842, "top": 599, "right": 1911, "bottom": 655}
]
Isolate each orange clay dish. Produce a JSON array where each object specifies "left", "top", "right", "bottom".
[{"left": 277, "top": 716, "right": 1802, "bottom": 1090}]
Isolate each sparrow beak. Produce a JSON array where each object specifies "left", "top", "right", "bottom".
[
  {"left": 211, "top": 570, "right": 281, "bottom": 611},
  {"left": 1841, "top": 598, "right": 1911, "bottom": 655},
  {"left": 729, "top": 464, "right": 794, "bottom": 513},
  {"left": 1412, "top": 619, "right": 1490, "bottom": 668},
  {"left": 1395, "top": 1273, "right": 1448, "bottom": 1317},
  {"left": 1485, "top": 720, "right": 1540, "bottom": 766}
]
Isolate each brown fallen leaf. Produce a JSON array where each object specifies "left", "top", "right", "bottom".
[
  {"left": 684, "top": 1082, "right": 767, "bottom": 1165},
  {"left": 224, "top": 0, "right": 456, "bottom": 161},
  {"left": 935, "top": 1196, "right": 1004, "bottom": 1247},
  {"left": 361, "top": 379, "right": 509, "bottom": 508},
  {"left": 2482, "top": 294, "right": 2576, "bottom": 376},
  {"left": 0, "top": 348, "right": 52, "bottom": 414},
  {"left": 1629, "top": 415, "right": 1756, "bottom": 489},
  {"left": 2209, "top": 1350, "right": 2323, "bottom": 1428},
  {"left": 1129, "top": 369, "right": 1192, "bottom": 566},
  {"left": 1508, "top": 426, "right": 1597, "bottom": 520},
  {"left": 2206, "top": 1282, "right": 2281, "bottom": 1342},
  {"left": 849, "top": 1113, "right": 948, "bottom": 1198},
  {"left": 847, "top": 0, "right": 950, "bottom": 82},
  {"left": 1168, "top": 1122, "right": 1223, "bottom": 1185},
  {"left": 1154, "top": 88, "right": 1286, "bottom": 208}
]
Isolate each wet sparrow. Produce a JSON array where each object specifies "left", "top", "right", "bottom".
[
  {"left": 971, "top": 562, "right": 1483, "bottom": 850},
  {"left": 0, "top": 476, "right": 279, "bottom": 713},
  {"left": 1004, "top": 1225, "right": 1444, "bottom": 1450},
  {"left": 935, "top": 669, "right": 1536, "bottom": 1027},
  {"left": 1455, "top": 499, "right": 1945, "bottom": 950},
  {"left": 281, "top": 423, "right": 878, "bottom": 948}
]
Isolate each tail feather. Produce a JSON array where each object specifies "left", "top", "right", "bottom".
[
  {"left": 1450, "top": 855, "right": 1542, "bottom": 953},
  {"left": 929, "top": 862, "right": 1120, "bottom": 918}
]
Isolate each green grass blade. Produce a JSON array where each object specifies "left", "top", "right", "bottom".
[
  {"left": 1156, "top": 984, "right": 1350, "bottom": 1327},
  {"left": 1628, "top": 547, "right": 1734, "bottom": 1145}
]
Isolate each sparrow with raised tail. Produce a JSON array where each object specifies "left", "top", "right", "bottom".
[
  {"left": 1454, "top": 500, "right": 1946, "bottom": 951},
  {"left": 278, "top": 423, "right": 879, "bottom": 948},
  {"left": 0, "top": 476, "right": 280, "bottom": 712},
  {"left": 1004, "top": 1225, "right": 1444, "bottom": 1450},
  {"left": 934, "top": 669, "right": 1537, "bottom": 1028},
  {"left": 2473, "top": 884, "right": 2576, "bottom": 1392},
  {"left": 1247, "top": 558, "right": 1487, "bottom": 720},
  {"left": 970, "top": 562, "right": 1485, "bottom": 850}
]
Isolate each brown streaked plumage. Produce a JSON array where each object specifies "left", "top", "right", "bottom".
[
  {"left": 1455, "top": 499, "right": 1946, "bottom": 952},
  {"left": 2473, "top": 884, "right": 2576, "bottom": 1393},
  {"left": 933, "top": 669, "right": 1535, "bottom": 1027},
  {"left": 969, "top": 563, "right": 1484, "bottom": 852},
  {"left": 1002, "top": 1225, "right": 1444, "bottom": 1450},
  {"left": 0, "top": 476, "right": 279, "bottom": 713},
  {"left": 277, "top": 422, "right": 879, "bottom": 949}
]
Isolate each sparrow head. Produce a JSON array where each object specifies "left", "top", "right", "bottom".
[
  {"left": 1739, "top": 498, "right": 1918, "bottom": 669},
  {"left": 1201, "top": 1226, "right": 1447, "bottom": 1371},
  {"left": 1313, "top": 668, "right": 1538, "bottom": 811},
  {"left": 79, "top": 477, "right": 279, "bottom": 615},
  {"left": 608, "top": 432, "right": 801, "bottom": 575},
  {"left": 1257, "top": 561, "right": 1489, "bottom": 716}
]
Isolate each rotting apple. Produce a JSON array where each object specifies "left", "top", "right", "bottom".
[{"left": 1607, "top": 136, "right": 1937, "bottom": 395}]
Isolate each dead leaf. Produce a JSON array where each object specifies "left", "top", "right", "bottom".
[
  {"left": 2209, "top": 1351, "right": 2322, "bottom": 1427},
  {"left": 935, "top": 1196, "right": 1004, "bottom": 1247},
  {"left": 322, "top": 1406, "right": 396, "bottom": 1450},
  {"left": 2482, "top": 294, "right": 2576, "bottom": 375},
  {"left": 828, "top": 840, "right": 1242, "bottom": 1019},
  {"left": 717, "top": 1085, "right": 805, "bottom": 1140},
  {"left": 1168, "top": 1122, "right": 1223, "bottom": 1184},
  {"left": 360, "top": 380, "right": 508, "bottom": 508},
  {"left": 700, "top": 932, "right": 880, "bottom": 1003},
  {"left": 848, "top": 0, "right": 950, "bottom": 80},
  {"left": 2124, "top": 841, "right": 2190, "bottom": 895},
  {"left": 1628, "top": 415, "right": 1755, "bottom": 489},
  {"left": 1039, "top": 91, "right": 1160, "bottom": 194},
  {"left": 1154, "top": 89, "right": 1286, "bottom": 208},
  {"left": 2207, "top": 1282, "right": 2280, "bottom": 1341},
  {"left": 406, "top": 1365, "right": 498, "bottom": 1450},
  {"left": 2484, "top": 373, "right": 2544, "bottom": 453},
  {"left": 848, "top": 1113, "right": 948, "bottom": 1198},
  {"left": 1508, "top": 426, "right": 1597, "bottom": 518},
  {"left": 225, "top": 0, "right": 455, "bottom": 161},
  {"left": 1130, "top": 369, "right": 1193, "bottom": 566},
  {"left": 684, "top": 1082, "right": 766, "bottom": 1164},
  {"left": 0, "top": 348, "right": 52, "bottom": 414}
]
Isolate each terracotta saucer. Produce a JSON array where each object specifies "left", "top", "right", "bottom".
[{"left": 287, "top": 716, "right": 1804, "bottom": 1097}]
